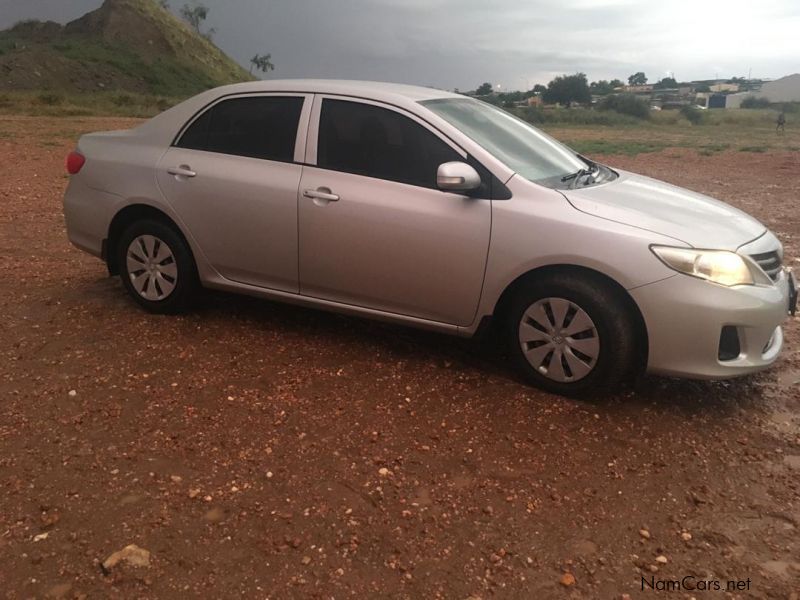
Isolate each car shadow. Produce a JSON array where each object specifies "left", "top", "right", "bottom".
[{"left": 185, "top": 287, "right": 777, "bottom": 419}]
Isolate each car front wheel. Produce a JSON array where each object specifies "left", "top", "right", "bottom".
[
  {"left": 117, "top": 219, "right": 198, "bottom": 314},
  {"left": 505, "top": 273, "right": 638, "bottom": 396}
]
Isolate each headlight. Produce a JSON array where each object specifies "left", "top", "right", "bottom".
[{"left": 651, "top": 246, "right": 772, "bottom": 286}]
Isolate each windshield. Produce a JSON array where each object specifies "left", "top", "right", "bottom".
[{"left": 421, "top": 98, "right": 590, "bottom": 187}]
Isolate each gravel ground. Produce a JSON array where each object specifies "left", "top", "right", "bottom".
[{"left": 1, "top": 116, "right": 799, "bottom": 599}]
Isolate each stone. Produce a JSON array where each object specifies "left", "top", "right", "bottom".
[
  {"left": 46, "top": 583, "right": 72, "bottom": 599},
  {"left": 102, "top": 544, "right": 151, "bottom": 570},
  {"left": 639, "top": 529, "right": 651, "bottom": 539},
  {"left": 559, "top": 572, "right": 576, "bottom": 587},
  {"left": 204, "top": 507, "right": 225, "bottom": 522}
]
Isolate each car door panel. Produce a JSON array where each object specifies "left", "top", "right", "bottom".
[
  {"left": 157, "top": 149, "right": 302, "bottom": 291},
  {"left": 156, "top": 93, "right": 311, "bottom": 292},
  {"left": 298, "top": 97, "right": 491, "bottom": 326},
  {"left": 299, "top": 168, "right": 490, "bottom": 325}
]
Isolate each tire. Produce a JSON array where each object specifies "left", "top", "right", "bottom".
[
  {"left": 504, "top": 272, "right": 638, "bottom": 397},
  {"left": 117, "top": 219, "right": 198, "bottom": 314}
]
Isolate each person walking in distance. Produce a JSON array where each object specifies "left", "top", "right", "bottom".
[{"left": 777, "top": 111, "right": 786, "bottom": 133}]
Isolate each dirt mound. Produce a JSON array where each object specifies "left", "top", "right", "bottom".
[{"left": 0, "top": 0, "right": 252, "bottom": 96}]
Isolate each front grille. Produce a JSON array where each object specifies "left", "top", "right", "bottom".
[{"left": 749, "top": 250, "right": 782, "bottom": 281}]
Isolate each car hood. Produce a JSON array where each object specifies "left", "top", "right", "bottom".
[{"left": 562, "top": 170, "right": 765, "bottom": 250}]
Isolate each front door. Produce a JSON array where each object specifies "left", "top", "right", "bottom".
[
  {"left": 298, "top": 97, "right": 491, "bottom": 326},
  {"left": 156, "top": 93, "right": 310, "bottom": 292}
]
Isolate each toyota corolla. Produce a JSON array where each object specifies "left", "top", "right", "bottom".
[{"left": 63, "top": 80, "right": 797, "bottom": 395}]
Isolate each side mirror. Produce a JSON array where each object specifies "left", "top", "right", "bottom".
[{"left": 437, "top": 161, "right": 481, "bottom": 192}]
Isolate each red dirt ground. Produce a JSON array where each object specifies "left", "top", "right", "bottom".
[{"left": 1, "top": 116, "right": 799, "bottom": 599}]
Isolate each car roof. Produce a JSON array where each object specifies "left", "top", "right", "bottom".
[{"left": 210, "top": 79, "right": 461, "bottom": 104}]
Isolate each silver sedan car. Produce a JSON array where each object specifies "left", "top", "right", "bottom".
[{"left": 63, "top": 80, "right": 797, "bottom": 395}]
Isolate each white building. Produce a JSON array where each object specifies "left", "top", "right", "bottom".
[{"left": 726, "top": 73, "right": 800, "bottom": 108}]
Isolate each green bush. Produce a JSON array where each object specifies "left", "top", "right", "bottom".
[
  {"left": 597, "top": 94, "right": 651, "bottom": 119},
  {"left": 512, "top": 105, "right": 641, "bottom": 126},
  {"left": 740, "top": 96, "right": 770, "bottom": 109},
  {"left": 680, "top": 105, "right": 704, "bottom": 125},
  {"left": 37, "top": 92, "right": 64, "bottom": 106},
  {"left": 112, "top": 93, "right": 135, "bottom": 106}
]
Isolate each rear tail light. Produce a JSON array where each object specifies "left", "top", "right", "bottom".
[{"left": 66, "top": 151, "right": 86, "bottom": 175}]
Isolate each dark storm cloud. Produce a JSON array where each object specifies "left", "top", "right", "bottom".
[{"left": 1, "top": 0, "right": 798, "bottom": 89}]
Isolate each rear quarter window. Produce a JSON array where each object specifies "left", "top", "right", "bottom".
[{"left": 176, "top": 96, "right": 304, "bottom": 162}]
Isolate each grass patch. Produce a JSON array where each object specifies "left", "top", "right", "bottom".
[
  {"left": 511, "top": 106, "right": 643, "bottom": 127},
  {"left": 564, "top": 139, "right": 666, "bottom": 156},
  {"left": 698, "top": 143, "right": 731, "bottom": 156},
  {"left": 739, "top": 145, "right": 768, "bottom": 153},
  {"left": 0, "top": 91, "right": 181, "bottom": 117}
]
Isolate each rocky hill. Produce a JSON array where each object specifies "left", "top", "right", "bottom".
[{"left": 0, "top": 0, "right": 253, "bottom": 97}]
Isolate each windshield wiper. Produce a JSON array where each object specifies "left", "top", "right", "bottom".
[
  {"left": 561, "top": 166, "right": 596, "bottom": 188},
  {"left": 561, "top": 157, "right": 600, "bottom": 189}
]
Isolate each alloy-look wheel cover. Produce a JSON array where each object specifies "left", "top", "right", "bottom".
[
  {"left": 126, "top": 234, "right": 178, "bottom": 301},
  {"left": 518, "top": 297, "right": 600, "bottom": 382}
]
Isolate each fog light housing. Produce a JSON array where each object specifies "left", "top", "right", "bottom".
[{"left": 718, "top": 326, "right": 741, "bottom": 361}]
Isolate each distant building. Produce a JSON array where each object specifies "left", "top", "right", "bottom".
[
  {"left": 527, "top": 95, "right": 543, "bottom": 107},
  {"left": 709, "top": 83, "right": 739, "bottom": 93},
  {"left": 725, "top": 73, "right": 800, "bottom": 108},
  {"left": 695, "top": 92, "right": 728, "bottom": 109},
  {"left": 624, "top": 85, "right": 654, "bottom": 94}
]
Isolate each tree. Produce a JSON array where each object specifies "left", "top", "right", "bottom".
[
  {"left": 740, "top": 96, "right": 770, "bottom": 109},
  {"left": 654, "top": 77, "right": 678, "bottom": 89},
  {"left": 694, "top": 83, "right": 711, "bottom": 93},
  {"left": 158, "top": 0, "right": 170, "bottom": 8},
  {"left": 542, "top": 73, "right": 591, "bottom": 106},
  {"left": 609, "top": 79, "right": 624, "bottom": 89},
  {"left": 589, "top": 80, "right": 614, "bottom": 95},
  {"left": 598, "top": 94, "right": 650, "bottom": 119},
  {"left": 180, "top": 2, "right": 209, "bottom": 34},
  {"left": 474, "top": 82, "right": 493, "bottom": 96},
  {"left": 250, "top": 53, "right": 275, "bottom": 76},
  {"left": 532, "top": 84, "right": 547, "bottom": 94},
  {"left": 628, "top": 72, "right": 647, "bottom": 86}
]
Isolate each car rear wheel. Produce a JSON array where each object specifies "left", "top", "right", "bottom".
[
  {"left": 117, "top": 219, "right": 198, "bottom": 314},
  {"left": 504, "top": 273, "right": 637, "bottom": 396}
]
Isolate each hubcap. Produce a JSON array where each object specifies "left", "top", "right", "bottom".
[
  {"left": 518, "top": 297, "right": 600, "bottom": 383},
  {"left": 126, "top": 235, "right": 178, "bottom": 301}
]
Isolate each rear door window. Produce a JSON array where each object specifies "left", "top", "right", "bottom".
[
  {"left": 317, "top": 99, "right": 462, "bottom": 189},
  {"left": 177, "top": 96, "right": 304, "bottom": 162}
]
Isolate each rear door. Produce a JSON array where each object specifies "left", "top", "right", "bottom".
[
  {"left": 297, "top": 97, "right": 491, "bottom": 326},
  {"left": 156, "top": 93, "right": 311, "bottom": 292}
]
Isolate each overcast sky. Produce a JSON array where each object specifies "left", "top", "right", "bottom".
[{"left": 1, "top": 0, "right": 798, "bottom": 90}]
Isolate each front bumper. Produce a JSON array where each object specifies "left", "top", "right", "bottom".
[{"left": 630, "top": 268, "right": 795, "bottom": 379}]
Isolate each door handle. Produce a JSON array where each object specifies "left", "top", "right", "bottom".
[
  {"left": 167, "top": 166, "right": 197, "bottom": 178},
  {"left": 303, "top": 188, "right": 339, "bottom": 202}
]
